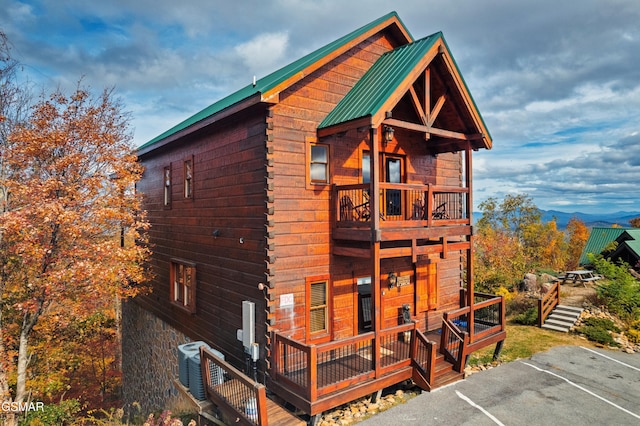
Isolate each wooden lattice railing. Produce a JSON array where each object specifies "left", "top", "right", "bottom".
[
  {"left": 200, "top": 346, "right": 267, "bottom": 426},
  {"left": 411, "top": 329, "right": 437, "bottom": 389},
  {"left": 271, "top": 323, "right": 415, "bottom": 401}
]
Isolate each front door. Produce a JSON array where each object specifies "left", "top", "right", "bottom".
[{"left": 384, "top": 156, "right": 403, "bottom": 218}]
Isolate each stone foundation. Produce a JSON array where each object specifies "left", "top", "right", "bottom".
[{"left": 121, "top": 300, "right": 195, "bottom": 414}]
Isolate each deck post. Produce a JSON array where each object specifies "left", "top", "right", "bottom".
[
  {"left": 465, "top": 147, "right": 475, "bottom": 344},
  {"left": 492, "top": 340, "right": 505, "bottom": 361},
  {"left": 309, "top": 345, "right": 317, "bottom": 402},
  {"left": 370, "top": 127, "right": 382, "bottom": 379}
]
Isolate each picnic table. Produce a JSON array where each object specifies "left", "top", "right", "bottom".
[{"left": 559, "top": 270, "right": 601, "bottom": 286}]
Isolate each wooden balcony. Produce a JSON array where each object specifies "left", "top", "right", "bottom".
[
  {"left": 333, "top": 183, "right": 472, "bottom": 258},
  {"left": 267, "top": 294, "right": 506, "bottom": 417}
]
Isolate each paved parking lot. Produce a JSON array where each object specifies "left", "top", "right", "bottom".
[{"left": 361, "top": 346, "right": 640, "bottom": 425}]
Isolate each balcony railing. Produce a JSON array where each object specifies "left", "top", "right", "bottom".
[
  {"left": 335, "top": 183, "right": 469, "bottom": 228},
  {"left": 271, "top": 323, "right": 415, "bottom": 402}
]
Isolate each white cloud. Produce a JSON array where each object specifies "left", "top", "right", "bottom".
[{"left": 234, "top": 32, "right": 289, "bottom": 76}]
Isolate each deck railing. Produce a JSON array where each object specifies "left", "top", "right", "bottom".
[
  {"left": 271, "top": 323, "right": 415, "bottom": 401},
  {"left": 441, "top": 309, "right": 469, "bottom": 371},
  {"left": 201, "top": 346, "right": 268, "bottom": 426},
  {"left": 335, "top": 183, "right": 469, "bottom": 227},
  {"left": 411, "top": 329, "right": 437, "bottom": 387},
  {"left": 472, "top": 293, "right": 505, "bottom": 341},
  {"left": 538, "top": 281, "right": 560, "bottom": 327}
]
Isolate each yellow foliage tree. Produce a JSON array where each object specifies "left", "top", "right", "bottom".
[{"left": 565, "top": 217, "right": 589, "bottom": 270}]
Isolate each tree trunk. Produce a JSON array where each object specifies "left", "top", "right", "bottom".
[{"left": 15, "top": 325, "right": 30, "bottom": 403}]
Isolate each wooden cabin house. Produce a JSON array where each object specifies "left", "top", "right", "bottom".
[{"left": 129, "top": 11, "right": 506, "bottom": 422}]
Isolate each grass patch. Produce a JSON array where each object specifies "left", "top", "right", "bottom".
[{"left": 467, "top": 323, "right": 595, "bottom": 366}]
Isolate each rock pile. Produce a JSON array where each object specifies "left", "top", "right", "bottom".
[
  {"left": 575, "top": 306, "right": 639, "bottom": 354},
  {"left": 315, "top": 388, "right": 419, "bottom": 426}
]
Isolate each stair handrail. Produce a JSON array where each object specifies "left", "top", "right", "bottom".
[
  {"left": 200, "top": 346, "right": 268, "bottom": 425},
  {"left": 440, "top": 315, "right": 469, "bottom": 372},
  {"left": 538, "top": 281, "right": 560, "bottom": 327}
]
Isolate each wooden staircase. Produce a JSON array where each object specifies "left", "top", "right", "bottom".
[
  {"left": 431, "top": 352, "right": 464, "bottom": 387},
  {"left": 411, "top": 330, "right": 464, "bottom": 391},
  {"left": 542, "top": 305, "right": 584, "bottom": 332}
]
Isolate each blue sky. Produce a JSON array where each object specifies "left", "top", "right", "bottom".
[{"left": 2, "top": 0, "right": 639, "bottom": 214}]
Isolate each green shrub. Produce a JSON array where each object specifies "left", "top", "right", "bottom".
[
  {"left": 589, "top": 255, "right": 640, "bottom": 322},
  {"left": 20, "top": 399, "right": 82, "bottom": 426},
  {"left": 580, "top": 317, "right": 620, "bottom": 332},
  {"left": 506, "top": 293, "right": 536, "bottom": 317},
  {"left": 577, "top": 325, "right": 619, "bottom": 346},
  {"left": 512, "top": 307, "right": 538, "bottom": 325}
]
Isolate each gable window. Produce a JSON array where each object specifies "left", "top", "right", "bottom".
[
  {"left": 309, "top": 143, "right": 329, "bottom": 184},
  {"left": 163, "top": 166, "right": 171, "bottom": 207},
  {"left": 184, "top": 157, "right": 193, "bottom": 199},
  {"left": 307, "top": 275, "right": 330, "bottom": 340},
  {"left": 170, "top": 259, "right": 196, "bottom": 313}
]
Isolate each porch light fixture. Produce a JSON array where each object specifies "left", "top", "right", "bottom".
[
  {"left": 388, "top": 272, "right": 397, "bottom": 289},
  {"left": 383, "top": 126, "right": 394, "bottom": 144}
]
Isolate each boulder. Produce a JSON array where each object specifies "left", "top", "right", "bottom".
[{"left": 523, "top": 273, "right": 537, "bottom": 292}]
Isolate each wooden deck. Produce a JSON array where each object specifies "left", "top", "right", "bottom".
[{"left": 269, "top": 294, "right": 506, "bottom": 417}]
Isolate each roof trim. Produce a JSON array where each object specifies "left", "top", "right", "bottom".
[{"left": 138, "top": 11, "right": 413, "bottom": 154}]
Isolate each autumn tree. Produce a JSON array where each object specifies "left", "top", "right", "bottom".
[
  {"left": 523, "top": 219, "right": 567, "bottom": 271},
  {"left": 565, "top": 217, "right": 589, "bottom": 270},
  {"left": 476, "top": 194, "right": 541, "bottom": 242},
  {"left": 0, "top": 81, "right": 150, "bottom": 418},
  {"left": 474, "top": 194, "right": 542, "bottom": 290},
  {"left": 630, "top": 217, "right": 640, "bottom": 228}
]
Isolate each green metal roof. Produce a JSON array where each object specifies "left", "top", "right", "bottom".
[
  {"left": 617, "top": 229, "right": 640, "bottom": 242},
  {"left": 579, "top": 227, "right": 629, "bottom": 265},
  {"left": 318, "top": 33, "right": 441, "bottom": 129},
  {"left": 138, "top": 11, "right": 410, "bottom": 151},
  {"left": 623, "top": 240, "right": 640, "bottom": 258}
]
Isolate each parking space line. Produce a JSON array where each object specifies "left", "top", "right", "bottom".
[
  {"left": 523, "top": 362, "right": 640, "bottom": 420},
  {"left": 455, "top": 390, "right": 505, "bottom": 426},
  {"left": 580, "top": 346, "right": 640, "bottom": 372}
]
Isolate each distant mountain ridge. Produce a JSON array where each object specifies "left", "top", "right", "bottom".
[{"left": 473, "top": 210, "right": 640, "bottom": 230}]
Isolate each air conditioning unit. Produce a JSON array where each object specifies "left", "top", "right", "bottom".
[
  {"left": 188, "top": 348, "right": 225, "bottom": 400},
  {"left": 177, "top": 341, "right": 208, "bottom": 387}
]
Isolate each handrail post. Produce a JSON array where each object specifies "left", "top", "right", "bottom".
[
  {"left": 256, "top": 385, "right": 268, "bottom": 426},
  {"left": 309, "top": 345, "right": 317, "bottom": 402}
]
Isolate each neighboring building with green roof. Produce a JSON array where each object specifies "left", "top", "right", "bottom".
[
  {"left": 610, "top": 229, "right": 640, "bottom": 268},
  {"left": 579, "top": 227, "right": 634, "bottom": 266}
]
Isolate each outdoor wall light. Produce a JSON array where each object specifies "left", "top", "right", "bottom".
[
  {"left": 383, "top": 125, "right": 395, "bottom": 143},
  {"left": 388, "top": 272, "right": 397, "bottom": 289}
]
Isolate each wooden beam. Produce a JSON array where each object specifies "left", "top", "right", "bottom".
[
  {"left": 408, "top": 86, "right": 428, "bottom": 126},
  {"left": 382, "top": 118, "right": 483, "bottom": 141},
  {"left": 427, "top": 94, "right": 446, "bottom": 127},
  {"left": 424, "top": 68, "right": 430, "bottom": 124}
]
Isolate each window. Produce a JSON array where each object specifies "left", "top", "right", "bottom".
[
  {"left": 306, "top": 275, "right": 330, "bottom": 340},
  {"left": 362, "top": 152, "right": 370, "bottom": 184},
  {"left": 184, "top": 158, "right": 193, "bottom": 199},
  {"left": 163, "top": 166, "right": 171, "bottom": 207},
  {"left": 170, "top": 260, "right": 196, "bottom": 313},
  {"left": 310, "top": 281, "right": 328, "bottom": 333},
  {"left": 309, "top": 144, "right": 329, "bottom": 184}
]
